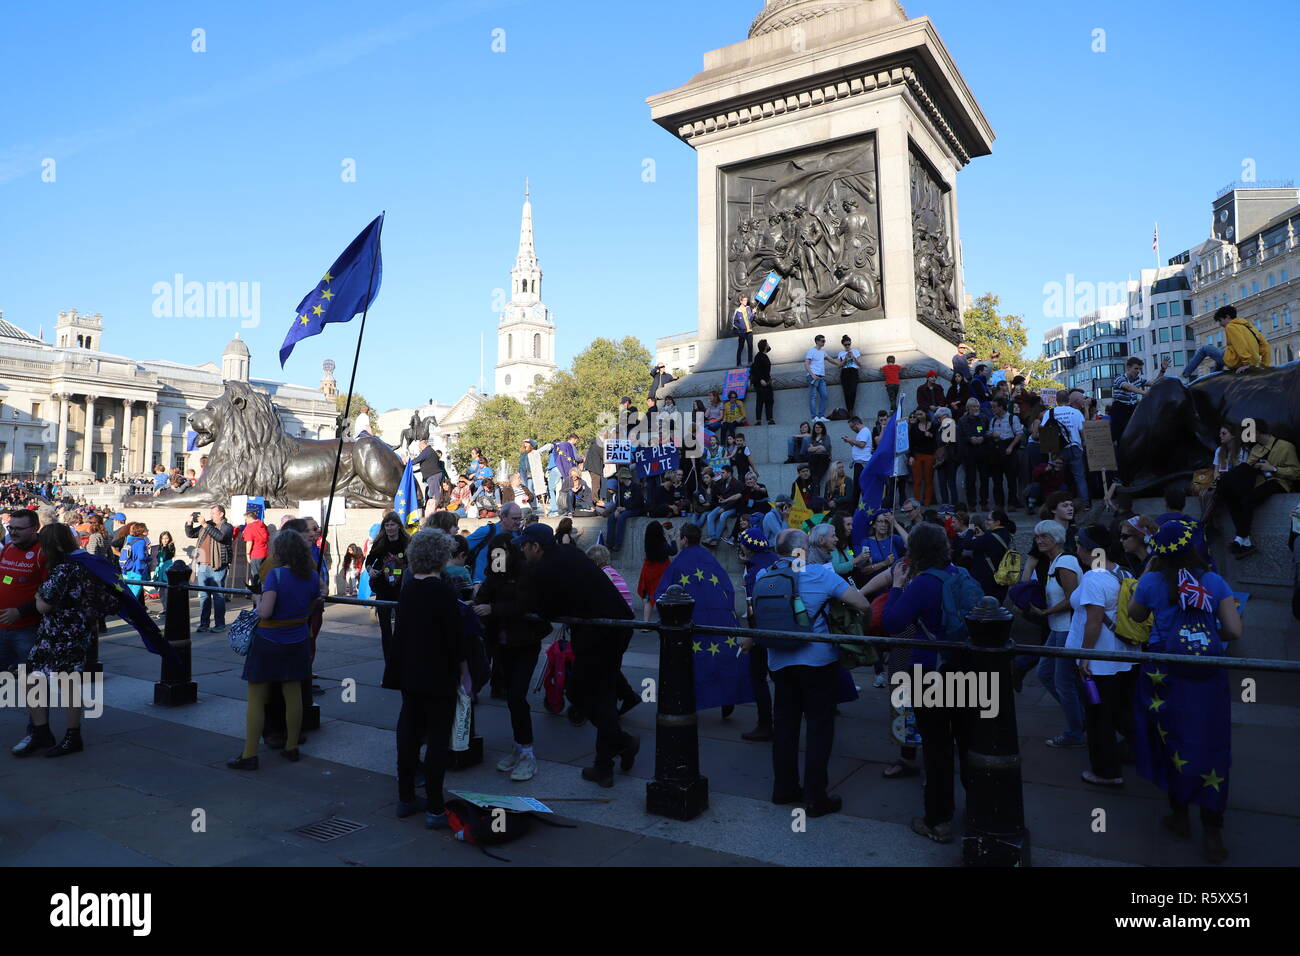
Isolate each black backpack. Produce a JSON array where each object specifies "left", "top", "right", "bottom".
[{"left": 1039, "top": 407, "right": 1065, "bottom": 457}]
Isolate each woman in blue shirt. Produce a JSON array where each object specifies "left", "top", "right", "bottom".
[
  {"left": 1128, "top": 520, "right": 1242, "bottom": 865},
  {"left": 228, "top": 531, "right": 320, "bottom": 769}
]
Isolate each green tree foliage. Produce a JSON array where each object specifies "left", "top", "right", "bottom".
[
  {"left": 450, "top": 395, "right": 531, "bottom": 473},
  {"left": 526, "top": 336, "right": 652, "bottom": 443},
  {"left": 335, "top": 392, "right": 381, "bottom": 437},
  {"left": 962, "top": 292, "right": 1062, "bottom": 391}
]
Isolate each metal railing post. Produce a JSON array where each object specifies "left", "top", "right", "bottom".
[
  {"left": 646, "top": 585, "right": 708, "bottom": 820},
  {"left": 962, "top": 597, "right": 1029, "bottom": 866},
  {"left": 154, "top": 561, "right": 197, "bottom": 706}
]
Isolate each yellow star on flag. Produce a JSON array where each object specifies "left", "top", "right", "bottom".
[
  {"left": 321, "top": 288, "right": 334, "bottom": 301},
  {"left": 312, "top": 304, "right": 325, "bottom": 316},
  {"left": 725, "top": 637, "right": 736, "bottom": 647},
  {"left": 299, "top": 314, "right": 310, "bottom": 325},
  {"left": 1148, "top": 669, "right": 1167, "bottom": 686},
  {"left": 707, "top": 642, "right": 720, "bottom": 655},
  {"left": 1171, "top": 751, "right": 1188, "bottom": 773},
  {"left": 709, "top": 574, "right": 719, "bottom": 586},
  {"left": 691, "top": 641, "right": 702, "bottom": 653},
  {"left": 322, "top": 271, "right": 333, "bottom": 282},
  {"left": 1148, "top": 695, "right": 1165, "bottom": 712},
  {"left": 1156, "top": 724, "right": 1168, "bottom": 743},
  {"left": 694, "top": 569, "right": 705, "bottom": 581},
  {"left": 1200, "top": 768, "right": 1225, "bottom": 791},
  {"left": 679, "top": 573, "right": 691, "bottom": 586}
]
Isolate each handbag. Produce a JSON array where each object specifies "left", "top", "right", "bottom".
[{"left": 228, "top": 608, "right": 260, "bottom": 656}]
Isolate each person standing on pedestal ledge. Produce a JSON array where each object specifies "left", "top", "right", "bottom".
[
  {"left": 751, "top": 338, "right": 775, "bottom": 425},
  {"left": 804, "top": 334, "right": 840, "bottom": 422},
  {"left": 838, "top": 336, "right": 862, "bottom": 415},
  {"left": 915, "top": 370, "right": 946, "bottom": 418},
  {"left": 731, "top": 294, "right": 756, "bottom": 367},
  {"left": 952, "top": 342, "right": 973, "bottom": 383}
]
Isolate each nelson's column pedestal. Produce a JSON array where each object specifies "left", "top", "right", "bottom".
[{"left": 648, "top": 0, "right": 994, "bottom": 484}]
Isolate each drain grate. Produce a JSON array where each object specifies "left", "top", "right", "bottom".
[{"left": 294, "top": 817, "right": 369, "bottom": 842}]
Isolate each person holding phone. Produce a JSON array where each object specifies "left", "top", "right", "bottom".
[{"left": 185, "top": 505, "right": 233, "bottom": 633}]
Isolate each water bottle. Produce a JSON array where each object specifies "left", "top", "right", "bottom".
[{"left": 1081, "top": 675, "right": 1101, "bottom": 706}]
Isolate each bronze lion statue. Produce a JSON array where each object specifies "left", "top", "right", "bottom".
[
  {"left": 1118, "top": 363, "right": 1300, "bottom": 495},
  {"left": 141, "top": 381, "right": 406, "bottom": 508}
]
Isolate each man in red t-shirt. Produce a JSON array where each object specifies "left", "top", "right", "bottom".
[
  {"left": 0, "top": 509, "right": 47, "bottom": 670},
  {"left": 237, "top": 510, "right": 270, "bottom": 592}
]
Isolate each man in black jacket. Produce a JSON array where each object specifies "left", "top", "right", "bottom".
[
  {"left": 956, "top": 398, "right": 992, "bottom": 510},
  {"left": 185, "top": 505, "right": 234, "bottom": 633},
  {"left": 410, "top": 440, "right": 445, "bottom": 505},
  {"left": 517, "top": 523, "right": 637, "bottom": 787},
  {"left": 648, "top": 364, "right": 676, "bottom": 402},
  {"left": 750, "top": 339, "right": 775, "bottom": 425},
  {"left": 601, "top": 467, "right": 644, "bottom": 553}
]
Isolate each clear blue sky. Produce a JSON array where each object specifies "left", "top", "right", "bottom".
[{"left": 2, "top": 0, "right": 1296, "bottom": 409}]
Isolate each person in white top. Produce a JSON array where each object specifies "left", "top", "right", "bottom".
[
  {"left": 1040, "top": 389, "right": 1089, "bottom": 505},
  {"left": 1023, "top": 519, "right": 1085, "bottom": 748},
  {"left": 841, "top": 415, "right": 874, "bottom": 509},
  {"left": 1068, "top": 524, "right": 1135, "bottom": 787},
  {"left": 804, "top": 334, "right": 840, "bottom": 422}
]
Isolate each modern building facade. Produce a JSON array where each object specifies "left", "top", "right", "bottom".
[
  {"left": 494, "top": 182, "right": 558, "bottom": 402},
  {"left": 0, "top": 309, "right": 336, "bottom": 479}
]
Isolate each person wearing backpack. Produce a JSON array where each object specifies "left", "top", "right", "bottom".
[
  {"left": 1022, "top": 519, "right": 1085, "bottom": 749},
  {"left": 1066, "top": 525, "right": 1136, "bottom": 789},
  {"left": 464, "top": 502, "right": 524, "bottom": 584},
  {"left": 1127, "top": 520, "right": 1242, "bottom": 865},
  {"left": 120, "top": 522, "right": 151, "bottom": 601},
  {"left": 751, "top": 528, "right": 872, "bottom": 816},
  {"left": 880, "top": 522, "right": 984, "bottom": 844},
  {"left": 969, "top": 510, "right": 1016, "bottom": 601}
]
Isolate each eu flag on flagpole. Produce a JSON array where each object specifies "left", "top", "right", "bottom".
[
  {"left": 858, "top": 400, "right": 903, "bottom": 513},
  {"left": 393, "top": 459, "right": 422, "bottom": 530},
  {"left": 280, "top": 214, "right": 384, "bottom": 367},
  {"left": 67, "top": 551, "right": 178, "bottom": 664}
]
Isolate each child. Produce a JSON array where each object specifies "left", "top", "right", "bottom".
[
  {"left": 720, "top": 390, "right": 746, "bottom": 443},
  {"left": 443, "top": 535, "right": 472, "bottom": 597},
  {"left": 731, "top": 432, "right": 758, "bottom": 481},
  {"left": 881, "top": 356, "right": 902, "bottom": 412}
]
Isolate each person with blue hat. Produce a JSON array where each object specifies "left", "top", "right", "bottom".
[{"left": 1127, "top": 519, "right": 1243, "bottom": 864}]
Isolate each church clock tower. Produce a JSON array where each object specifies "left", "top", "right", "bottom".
[{"left": 494, "top": 180, "right": 557, "bottom": 401}]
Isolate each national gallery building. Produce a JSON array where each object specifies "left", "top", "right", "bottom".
[{"left": 0, "top": 309, "right": 337, "bottom": 480}]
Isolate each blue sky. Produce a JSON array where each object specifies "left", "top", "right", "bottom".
[{"left": 2, "top": 0, "right": 1296, "bottom": 409}]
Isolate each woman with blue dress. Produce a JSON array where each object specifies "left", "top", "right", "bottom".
[
  {"left": 1128, "top": 520, "right": 1241, "bottom": 864},
  {"left": 227, "top": 530, "right": 321, "bottom": 769}
]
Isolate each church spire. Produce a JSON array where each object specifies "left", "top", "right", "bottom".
[{"left": 511, "top": 178, "right": 541, "bottom": 304}]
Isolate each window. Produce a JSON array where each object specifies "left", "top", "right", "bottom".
[
  {"left": 1158, "top": 327, "right": 1170, "bottom": 343},
  {"left": 1173, "top": 351, "right": 1184, "bottom": 365},
  {"left": 504, "top": 374, "right": 512, "bottom": 386},
  {"left": 672, "top": 348, "right": 680, "bottom": 362},
  {"left": 1251, "top": 281, "right": 1260, "bottom": 295},
  {"left": 1273, "top": 312, "right": 1280, "bottom": 330},
  {"left": 507, "top": 334, "right": 512, "bottom": 359},
  {"left": 1157, "top": 302, "right": 1168, "bottom": 319},
  {"left": 76, "top": 335, "right": 83, "bottom": 347},
  {"left": 1217, "top": 333, "right": 1225, "bottom": 348},
  {"left": 1169, "top": 300, "right": 1182, "bottom": 317},
  {"left": 1289, "top": 344, "right": 1296, "bottom": 363},
  {"left": 688, "top": 345, "right": 696, "bottom": 361},
  {"left": 532, "top": 333, "right": 541, "bottom": 358},
  {"left": 31, "top": 402, "right": 42, "bottom": 421},
  {"left": 1285, "top": 305, "right": 1293, "bottom": 327},
  {"left": 1282, "top": 269, "right": 1289, "bottom": 283},
  {"left": 1240, "top": 285, "right": 1247, "bottom": 298},
  {"left": 534, "top": 374, "right": 543, "bottom": 385},
  {"left": 1172, "top": 325, "right": 1182, "bottom": 341},
  {"left": 1150, "top": 331, "right": 1157, "bottom": 346},
  {"left": 94, "top": 406, "right": 104, "bottom": 427},
  {"left": 1268, "top": 273, "right": 1276, "bottom": 288}
]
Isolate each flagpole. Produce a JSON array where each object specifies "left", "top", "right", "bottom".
[{"left": 318, "top": 212, "right": 385, "bottom": 575}]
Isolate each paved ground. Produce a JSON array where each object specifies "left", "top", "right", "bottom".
[{"left": 1, "top": 597, "right": 1297, "bottom": 867}]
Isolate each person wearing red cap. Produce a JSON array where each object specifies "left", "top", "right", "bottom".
[{"left": 916, "top": 370, "right": 946, "bottom": 416}]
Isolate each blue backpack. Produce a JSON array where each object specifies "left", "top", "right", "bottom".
[
  {"left": 918, "top": 566, "right": 984, "bottom": 644},
  {"left": 122, "top": 537, "right": 150, "bottom": 575},
  {"left": 1164, "top": 577, "right": 1227, "bottom": 680},
  {"left": 751, "top": 558, "right": 828, "bottom": 650}
]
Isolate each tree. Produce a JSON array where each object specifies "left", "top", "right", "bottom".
[
  {"left": 526, "top": 336, "right": 652, "bottom": 443},
  {"left": 335, "top": 392, "right": 382, "bottom": 437},
  {"left": 451, "top": 395, "right": 530, "bottom": 474},
  {"left": 962, "top": 292, "right": 1062, "bottom": 391}
]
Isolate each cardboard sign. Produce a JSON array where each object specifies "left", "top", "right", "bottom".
[
  {"left": 754, "top": 270, "right": 781, "bottom": 306},
  {"left": 604, "top": 439, "right": 633, "bottom": 465},
  {"left": 1041, "top": 390, "right": 1058, "bottom": 407},
  {"left": 633, "top": 444, "right": 680, "bottom": 479},
  {"left": 447, "top": 790, "right": 553, "bottom": 814},
  {"left": 722, "top": 367, "right": 750, "bottom": 400},
  {"left": 1082, "top": 420, "right": 1118, "bottom": 472}
]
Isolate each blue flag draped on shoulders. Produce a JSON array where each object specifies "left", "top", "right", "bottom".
[
  {"left": 393, "top": 460, "right": 422, "bottom": 530},
  {"left": 66, "top": 551, "right": 178, "bottom": 664},
  {"left": 654, "top": 545, "right": 753, "bottom": 711},
  {"left": 280, "top": 214, "right": 384, "bottom": 367}
]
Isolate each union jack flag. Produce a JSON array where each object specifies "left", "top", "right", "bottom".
[{"left": 1177, "top": 569, "right": 1214, "bottom": 612}]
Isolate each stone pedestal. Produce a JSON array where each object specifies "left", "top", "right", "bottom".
[{"left": 647, "top": 0, "right": 994, "bottom": 401}]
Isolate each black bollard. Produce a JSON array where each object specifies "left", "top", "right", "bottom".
[
  {"left": 154, "top": 562, "right": 198, "bottom": 706},
  {"left": 962, "top": 597, "right": 1030, "bottom": 866},
  {"left": 646, "top": 585, "right": 708, "bottom": 820}
]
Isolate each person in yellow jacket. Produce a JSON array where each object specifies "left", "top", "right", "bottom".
[
  {"left": 1182, "top": 305, "right": 1271, "bottom": 380},
  {"left": 1217, "top": 417, "right": 1300, "bottom": 557}
]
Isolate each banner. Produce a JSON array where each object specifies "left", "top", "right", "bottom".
[
  {"left": 722, "top": 367, "right": 750, "bottom": 400},
  {"left": 633, "top": 444, "right": 680, "bottom": 479},
  {"left": 603, "top": 438, "right": 633, "bottom": 465}
]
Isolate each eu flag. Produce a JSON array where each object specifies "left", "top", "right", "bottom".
[
  {"left": 280, "top": 214, "right": 384, "bottom": 367},
  {"left": 653, "top": 545, "right": 753, "bottom": 711},
  {"left": 67, "top": 551, "right": 178, "bottom": 664},
  {"left": 857, "top": 393, "right": 907, "bottom": 513},
  {"left": 393, "top": 459, "right": 422, "bottom": 530}
]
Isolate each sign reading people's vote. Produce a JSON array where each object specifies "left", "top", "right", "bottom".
[
  {"left": 633, "top": 444, "right": 680, "bottom": 479},
  {"left": 722, "top": 368, "right": 749, "bottom": 400},
  {"left": 754, "top": 271, "right": 781, "bottom": 306},
  {"left": 604, "top": 439, "right": 633, "bottom": 465}
]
